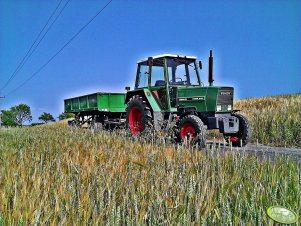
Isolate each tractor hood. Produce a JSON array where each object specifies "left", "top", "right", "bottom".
[{"left": 176, "top": 86, "right": 234, "bottom": 112}]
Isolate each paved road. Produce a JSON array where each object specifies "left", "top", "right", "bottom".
[{"left": 207, "top": 141, "right": 301, "bottom": 160}]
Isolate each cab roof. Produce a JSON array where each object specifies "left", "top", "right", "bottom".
[{"left": 137, "top": 54, "right": 197, "bottom": 64}]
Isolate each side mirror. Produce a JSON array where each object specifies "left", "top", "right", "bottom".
[
  {"left": 125, "top": 86, "right": 130, "bottom": 91},
  {"left": 199, "top": 61, "right": 202, "bottom": 70}
]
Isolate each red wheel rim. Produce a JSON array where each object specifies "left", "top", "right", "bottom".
[
  {"left": 181, "top": 123, "right": 196, "bottom": 140},
  {"left": 230, "top": 136, "right": 239, "bottom": 142},
  {"left": 129, "top": 107, "right": 143, "bottom": 134}
]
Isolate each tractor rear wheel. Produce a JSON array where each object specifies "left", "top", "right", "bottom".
[
  {"left": 178, "top": 115, "right": 206, "bottom": 148},
  {"left": 126, "top": 95, "right": 153, "bottom": 135},
  {"left": 224, "top": 113, "right": 252, "bottom": 147}
]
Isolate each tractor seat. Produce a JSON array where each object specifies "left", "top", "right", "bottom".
[{"left": 155, "top": 80, "right": 166, "bottom": 86}]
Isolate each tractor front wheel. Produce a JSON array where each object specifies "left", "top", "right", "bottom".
[
  {"left": 224, "top": 113, "right": 252, "bottom": 147},
  {"left": 178, "top": 115, "right": 206, "bottom": 148},
  {"left": 126, "top": 95, "right": 153, "bottom": 135}
]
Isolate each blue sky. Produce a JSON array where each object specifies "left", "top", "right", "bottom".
[{"left": 0, "top": 0, "right": 300, "bottom": 122}]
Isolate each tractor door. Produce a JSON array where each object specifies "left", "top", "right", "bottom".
[
  {"left": 166, "top": 58, "right": 202, "bottom": 108},
  {"left": 149, "top": 59, "right": 169, "bottom": 110}
]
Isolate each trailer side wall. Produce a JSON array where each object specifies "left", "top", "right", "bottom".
[{"left": 64, "top": 93, "right": 126, "bottom": 113}]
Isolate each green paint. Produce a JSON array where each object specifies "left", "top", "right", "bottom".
[
  {"left": 143, "top": 88, "right": 161, "bottom": 112},
  {"left": 177, "top": 86, "right": 221, "bottom": 112},
  {"left": 163, "top": 58, "right": 172, "bottom": 111},
  {"left": 64, "top": 92, "right": 126, "bottom": 113},
  {"left": 206, "top": 87, "right": 219, "bottom": 111}
]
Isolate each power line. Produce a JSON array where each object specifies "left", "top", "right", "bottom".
[
  {"left": 2, "top": 1, "right": 72, "bottom": 93},
  {"left": 0, "top": 0, "right": 69, "bottom": 91},
  {"left": 4, "top": 0, "right": 113, "bottom": 97}
]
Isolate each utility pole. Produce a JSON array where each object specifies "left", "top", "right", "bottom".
[{"left": 0, "top": 96, "right": 5, "bottom": 128}]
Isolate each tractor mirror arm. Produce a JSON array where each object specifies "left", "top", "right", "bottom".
[{"left": 199, "top": 61, "right": 202, "bottom": 70}]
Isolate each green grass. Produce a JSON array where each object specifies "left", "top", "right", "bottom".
[{"left": 0, "top": 126, "right": 300, "bottom": 225}]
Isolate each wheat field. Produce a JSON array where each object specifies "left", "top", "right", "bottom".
[
  {"left": 235, "top": 94, "right": 301, "bottom": 148},
  {"left": 0, "top": 94, "right": 300, "bottom": 225},
  {"left": 0, "top": 125, "right": 300, "bottom": 225},
  {"left": 208, "top": 94, "right": 301, "bottom": 148}
]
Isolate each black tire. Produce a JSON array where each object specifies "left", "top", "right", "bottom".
[
  {"left": 178, "top": 115, "right": 206, "bottom": 148},
  {"left": 224, "top": 113, "right": 252, "bottom": 147},
  {"left": 126, "top": 95, "right": 153, "bottom": 135}
]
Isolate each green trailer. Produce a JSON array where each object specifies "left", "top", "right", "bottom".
[
  {"left": 64, "top": 92, "right": 126, "bottom": 113},
  {"left": 64, "top": 92, "right": 126, "bottom": 128},
  {"left": 65, "top": 50, "right": 252, "bottom": 147}
]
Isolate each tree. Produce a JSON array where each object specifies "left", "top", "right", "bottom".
[
  {"left": 58, "top": 112, "right": 75, "bottom": 120},
  {"left": 11, "top": 104, "right": 32, "bottom": 126},
  {"left": 1, "top": 110, "right": 17, "bottom": 127},
  {"left": 38, "top": 112, "right": 55, "bottom": 124}
]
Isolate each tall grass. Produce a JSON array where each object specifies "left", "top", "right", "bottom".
[
  {"left": 0, "top": 126, "right": 299, "bottom": 225},
  {"left": 235, "top": 94, "right": 301, "bottom": 147}
]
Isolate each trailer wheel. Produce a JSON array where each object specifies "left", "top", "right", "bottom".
[
  {"left": 68, "top": 119, "right": 80, "bottom": 127},
  {"left": 89, "top": 119, "right": 103, "bottom": 132},
  {"left": 178, "top": 115, "right": 206, "bottom": 148},
  {"left": 224, "top": 113, "right": 252, "bottom": 147},
  {"left": 126, "top": 95, "right": 153, "bottom": 135},
  {"left": 68, "top": 120, "right": 76, "bottom": 127}
]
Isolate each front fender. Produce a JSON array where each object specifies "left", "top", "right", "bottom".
[{"left": 178, "top": 106, "right": 197, "bottom": 119}]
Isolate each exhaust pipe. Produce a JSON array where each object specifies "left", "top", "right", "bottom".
[{"left": 208, "top": 50, "right": 214, "bottom": 86}]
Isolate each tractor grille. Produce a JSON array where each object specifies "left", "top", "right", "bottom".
[{"left": 217, "top": 87, "right": 234, "bottom": 105}]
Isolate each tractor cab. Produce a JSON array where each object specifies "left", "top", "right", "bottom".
[{"left": 135, "top": 54, "right": 202, "bottom": 110}]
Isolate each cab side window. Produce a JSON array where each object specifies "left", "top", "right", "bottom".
[
  {"left": 137, "top": 64, "right": 149, "bottom": 88},
  {"left": 151, "top": 66, "right": 165, "bottom": 86}
]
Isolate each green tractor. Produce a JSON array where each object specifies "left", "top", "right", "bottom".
[
  {"left": 64, "top": 50, "right": 251, "bottom": 147},
  {"left": 124, "top": 50, "right": 251, "bottom": 147}
]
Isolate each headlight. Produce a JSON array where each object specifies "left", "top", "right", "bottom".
[
  {"left": 217, "top": 105, "right": 222, "bottom": 111},
  {"left": 227, "top": 105, "right": 232, "bottom": 111}
]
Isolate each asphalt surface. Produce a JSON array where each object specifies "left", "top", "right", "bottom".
[{"left": 207, "top": 141, "right": 301, "bottom": 160}]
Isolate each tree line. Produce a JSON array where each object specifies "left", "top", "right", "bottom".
[{"left": 0, "top": 103, "right": 74, "bottom": 127}]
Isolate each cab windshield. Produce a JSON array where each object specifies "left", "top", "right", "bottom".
[
  {"left": 136, "top": 57, "right": 200, "bottom": 88},
  {"left": 166, "top": 58, "right": 200, "bottom": 86}
]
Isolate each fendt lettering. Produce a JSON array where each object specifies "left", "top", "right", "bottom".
[
  {"left": 220, "top": 91, "right": 232, "bottom": 95},
  {"left": 64, "top": 50, "right": 252, "bottom": 147}
]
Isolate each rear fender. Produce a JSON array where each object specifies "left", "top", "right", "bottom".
[
  {"left": 125, "top": 89, "right": 161, "bottom": 112},
  {"left": 125, "top": 89, "right": 163, "bottom": 130}
]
